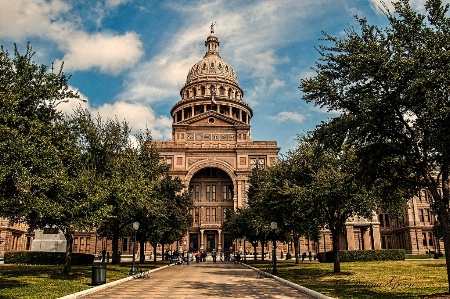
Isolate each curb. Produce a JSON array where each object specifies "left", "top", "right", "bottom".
[
  {"left": 57, "top": 265, "right": 171, "bottom": 299},
  {"left": 241, "top": 263, "right": 334, "bottom": 299}
]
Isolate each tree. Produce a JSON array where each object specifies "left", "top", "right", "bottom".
[
  {"left": 73, "top": 110, "right": 165, "bottom": 264},
  {"left": 281, "top": 143, "right": 323, "bottom": 264},
  {"left": 300, "top": 0, "right": 450, "bottom": 284},
  {"left": 223, "top": 207, "right": 270, "bottom": 260},
  {"left": 304, "top": 134, "right": 380, "bottom": 273},
  {"left": 143, "top": 174, "right": 192, "bottom": 262},
  {"left": 0, "top": 44, "right": 102, "bottom": 275}
]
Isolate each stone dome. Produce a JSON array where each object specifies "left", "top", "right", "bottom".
[
  {"left": 184, "top": 26, "right": 240, "bottom": 88},
  {"left": 185, "top": 55, "right": 239, "bottom": 86}
]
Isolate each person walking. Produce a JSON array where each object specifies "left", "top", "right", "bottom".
[{"left": 212, "top": 249, "right": 217, "bottom": 263}]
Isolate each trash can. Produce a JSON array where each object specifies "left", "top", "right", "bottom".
[{"left": 92, "top": 265, "right": 106, "bottom": 285}]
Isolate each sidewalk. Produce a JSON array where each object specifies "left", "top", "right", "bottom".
[{"left": 65, "top": 261, "right": 333, "bottom": 299}]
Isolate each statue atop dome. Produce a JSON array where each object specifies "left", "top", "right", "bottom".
[{"left": 210, "top": 22, "right": 215, "bottom": 34}]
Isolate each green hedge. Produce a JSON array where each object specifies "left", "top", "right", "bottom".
[
  {"left": 317, "top": 249, "right": 406, "bottom": 263},
  {"left": 4, "top": 252, "right": 95, "bottom": 265}
]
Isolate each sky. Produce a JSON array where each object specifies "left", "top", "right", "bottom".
[{"left": 0, "top": 0, "right": 444, "bottom": 154}]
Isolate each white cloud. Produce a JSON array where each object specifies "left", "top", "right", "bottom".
[
  {"left": 0, "top": 0, "right": 70, "bottom": 39},
  {"left": 57, "top": 91, "right": 172, "bottom": 141},
  {"left": 56, "top": 31, "right": 143, "bottom": 75},
  {"left": 105, "top": 0, "right": 132, "bottom": 8},
  {"left": 91, "top": 102, "right": 172, "bottom": 140},
  {"left": 0, "top": 0, "right": 143, "bottom": 75},
  {"left": 269, "top": 112, "right": 306, "bottom": 123}
]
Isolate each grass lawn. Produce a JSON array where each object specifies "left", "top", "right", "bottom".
[
  {"left": 0, "top": 262, "right": 164, "bottom": 299},
  {"left": 0, "top": 259, "right": 448, "bottom": 299},
  {"left": 248, "top": 259, "right": 448, "bottom": 299}
]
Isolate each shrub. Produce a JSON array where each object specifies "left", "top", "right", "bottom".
[
  {"left": 4, "top": 252, "right": 94, "bottom": 265},
  {"left": 317, "top": 249, "right": 406, "bottom": 263}
]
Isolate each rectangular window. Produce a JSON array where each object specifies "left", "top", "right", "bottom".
[
  {"left": 250, "top": 157, "right": 266, "bottom": 169},
  {"left": 195, "top": 185, "right": 200, "bottom": 201},
  {"left": 378, "top": 214, "right": 384, "bottom": 227},
  {"left": 422, "top": 233, "right": 427, "bottom": 246},
  {"left": 419, "top": 209, "right": 424, "bottom": 222},
  {"left": 222, "top": 185, "right": 227, "bottom": 201},
  {"left": 425, "top": 209, "right": 431, "bottom": 222},
  {"left": 385, "top": 214, "right": 390, "bottom": 227},
  {"left": 195, "top": 208, "right": 199, "bottom": 223},
  {"left": 73, "top": 237, "right": 78, "bottom": 252},
  {"left": 212, "top": 185, "right": 216, "bottom": 201},
  {"left": 228, "top": 185, "right": 233, "bottom": 201},
  {"left": 428, "top": 232, "right": 434, "bottom": 246},
  {"left": 212, "top": 208, "right": 216, "bottom": 222},
  {"left": 206, "top": 185, "right": 211, "bottom": 201},
  {"left": 206, "top": 208, "right": 211, "bottom": 222}
]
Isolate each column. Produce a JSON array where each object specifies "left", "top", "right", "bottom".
[
  {"left": 362, "top": 227, "right": 371, "bottom": 250},
  {"left": 191, "top": 105, "right": 194, "bottom": 117},
  {"left": 218, "top": 230, "right": 222, "bottom": 250},
  {"left": 346, "top": 225, "right": 355, "bottom": 251},
  {"left": 371, "top": 224, "right": 381, "bottom": 249},
  {"left": 181, "top": 108, "right": 185, "bottom": 121},
  {"left": 200, "top": 230, "right": 205, "bottom": 250}
]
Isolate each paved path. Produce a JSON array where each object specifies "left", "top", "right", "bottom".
[{"left": 79, "top": 261, "right": 317, "bottom": 299}]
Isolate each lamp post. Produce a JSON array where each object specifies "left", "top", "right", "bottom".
[
  {"left": 271, "top": 222, "right": 277, "bottom": 274},
  {"left": 243, "top": 236, "right": 246, "bottom": 264},
  {"left": 129, "top": 221, "right": 140, "bottom": 275}
]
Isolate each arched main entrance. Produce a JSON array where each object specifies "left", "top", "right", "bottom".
[{"left": 187, "top": 167, "right": 234, "bottom": 253}]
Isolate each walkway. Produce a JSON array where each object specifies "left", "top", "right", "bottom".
[{"left": 77, "top": 261, "right": 325, "bottom": 299}]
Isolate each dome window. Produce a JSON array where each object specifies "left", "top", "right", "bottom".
[
  {"left": 193, "top": 88, "right": 197, "bottom": 96},
  {"left": 210, "top": 62, "right": 214, "bottom": 68},
  {"left": 218, "top": 63, "right": 222, "bottom": 69},
  {"left": 219, "top": 86, "right": 225, "bottom": 95},
  {"left": 201, "top": 86, "right": 206, "bottom": 95},
  {"left": 202, "top": 63, "right": 206, "bottom": 70}
]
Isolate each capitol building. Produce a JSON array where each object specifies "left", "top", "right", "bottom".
[{"left": 0, "top": 27, "right": 442, "bottom": 259}]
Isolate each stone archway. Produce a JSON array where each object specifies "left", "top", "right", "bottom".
[{"left": 186, "top": 162, "right": 236, "bottom": 252}]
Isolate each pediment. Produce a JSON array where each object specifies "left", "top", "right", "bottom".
[{"left": 180, "top": 110, "right": 246, "bottom": 127}]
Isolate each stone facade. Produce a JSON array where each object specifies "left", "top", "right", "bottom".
[{"left": 153, "top": 26, "right": 279, "bottom": 253}]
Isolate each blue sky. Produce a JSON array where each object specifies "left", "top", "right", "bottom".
[{"left": 0, "top": 0, "right": 443, "bottom": 154}]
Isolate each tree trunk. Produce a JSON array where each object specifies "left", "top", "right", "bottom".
[
  {"left": 294, "top": 237, "right": 300, "bottom": 264},
  {"left": 63, "top": 228, "right": 74, "bottom": 276},
  {"left": 253, "top": 243, "right": 257, "bottom": 260},
  {"left": 111, "top": 228, "right": 120, "bottom": 264},
  {"left": 332, "top": 228, "right": 341, "bottom": 273},
  {"left": 261, "top": 240, "right": 265, "bottom": 261},
  {"left": 151, "top": 242, "right": 157, "bottom": 261},
  {"left": 139, "top": 239, "right": 145, "bottom": 264}
]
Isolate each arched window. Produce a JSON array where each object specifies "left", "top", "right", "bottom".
[
  {"left": 193, "top": 88, "right": 197, "bottom": 97},
  {"left": 201, "top": 86, "right": 206, "bottom": 95},
  {"left": 219, "top": 86, "right": 225, "bottom": 95}
]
